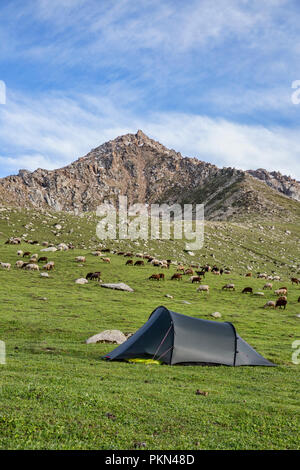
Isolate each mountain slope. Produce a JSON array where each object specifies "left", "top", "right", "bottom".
[{"left": 0, "top": 130, "right": 299, "bottom": 221}]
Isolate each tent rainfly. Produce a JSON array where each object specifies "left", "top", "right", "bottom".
[{"left": 103, "top": 306, "right": 275, "bottom": 366}]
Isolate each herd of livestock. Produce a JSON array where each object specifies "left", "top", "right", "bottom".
[{"left": 2, "top": 236, "right": 300, "bottom": 311}]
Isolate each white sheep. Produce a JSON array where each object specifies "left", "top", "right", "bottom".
[{"left": 197, "top": 285, "right": 210, "bottom": 293}]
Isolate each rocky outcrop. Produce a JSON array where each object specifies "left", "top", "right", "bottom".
[{"left": 247, "top": 169, "right": 300, "bottom": 201}]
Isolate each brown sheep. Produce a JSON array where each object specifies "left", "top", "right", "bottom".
[
  {"left": 275, "top": 297, "right": 287, "bottom": 309},
  {"left": 102, "top": 257, "right": 111, "bottom": 263},
  {"left": 171, "top": 273, "right": 182, "bottom": 280},
  {"left": 291, "top": 277, "right": 299, "bottom": 285},
  {"left": 125, "top": 260, "right": 133, "bottom": 265},
  {"left": 86, "top": 272, "right": 101, "bottom": 281},
  {"left": 134, "top": 260, "right": 145, "bottom": 266},
  {"left": 242, "top": 287, "right": 253, "bottom": 294}
]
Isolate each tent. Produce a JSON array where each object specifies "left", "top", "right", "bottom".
[{"left": 103, "top": 306, "right": 275, "bottom": 366}]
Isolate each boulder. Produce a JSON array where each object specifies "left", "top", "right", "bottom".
[
  {"left": 40, "top": 247, "right": 57, "bottom": 252},
  {"left": 101, "top": 283, "right": 134, "bottom": 292},
  {"left": 75, "top": 278, "right": 88, "bottom": 285},
  {"left": 86, "top": 330, "right": 127, "bottom": 345},
  {"left": 211, "top": 312, "right": 222, "bottom": 318}
]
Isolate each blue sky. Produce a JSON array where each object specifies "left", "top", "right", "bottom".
[{"left": 0, "top": 0, "right": 300, "bottom": 178}]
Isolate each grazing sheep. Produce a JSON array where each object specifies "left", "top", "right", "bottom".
[
  {"left": 38, "top": 257, "right": 48, "bottom": 263},
  {"left": 1, "top": 262, "right": 11, "bottom": 270},
  {"left": 15, "top": 260, "right": 24, "bottom": 268},
  {"left": 86, "top": 272, "right": 101, "bottom": 281},
  {"left": 91, "top": 251, "right": 102, "bottom": 256},
  {"left": 43, "top": 263, "right": 54, "bottom": 271},
  {"left": 102, "top": 257, "right": 111, "bottom": 263},
  {"left": 23, "top": 252, "right": 31, "bottom": 258},
  {"left": 222, "top": 284, "right": 235, "bottom": 291},
  {"left": 245, "top": 272, "right": 252, "bottom": 277},
  {"left": 171, "top": 273, "right": 182, "bottom": 281},
  {"left": 125, "top": 260, "right": 133, "bottom": 266},
  {"left": 196, "top": 270, "right": 206, "bottom": 278},
  {"left": 17, "top": 250, "right": 23, "bottom": 257},
  {"left": 75, "top": 256, "right": 86, "bottom": 263},
  {"left": 273, "top": 276, "right": 281, "bottom": 281},
  {"left": 197, "top": 285, "right": 210, "bottom": 293},
  {"left": 263, "top": 283, "right": 273, "bottom": 290},
  {"left": 257, "top": 273, "right": 267, "bottom": 279},
  {"left": 190, "top": 276, "right": 202, "bottom": 283},
  {"left": 275, "top": 289, "right": 287, "bottom": 297},
  {"left": 134, "top": 260, "right": 144, "bottom": 266},
  {"left": 184, "top": 268, "right": 194, "bottom": 275},
  {"left": 149, "top": 273, "right": 164, "bottom": 281},
  {"left": 177, "top": 265, "right": 185, "bottom": 272},
  {"left": 291, "top": 277, "right": 299, "bottom": 285},
  {"left": 25, "top": 263, "right": 39, "bottom": 271},
  {"left": 242, "top": 287, "right": 253, "bottom": 294},
  {"left": 275, "top": 297, "right": 287, "bottom": 309},
  {"left": 264, "top": 301, "right": 276, "bottom": 309}
]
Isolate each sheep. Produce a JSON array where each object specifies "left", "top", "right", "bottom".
[
  {"left": 171, "top": 273, "right": 182, "bottom": 281},
  {"left": 177, "top": 265, "right": 185, "bottom": 272},
  {"left": 184, "top": 268, "right": 194, "bottom": 275},
  {"left": 291, "top": 277, "right": 299, "bottom": 285},
  {"left": 125, "top": 260, "right": 133, "bottom": 265},
  {"left": 222, "top": 284, "right": 235, "bottom": 291},
  {"left": 75, "top": 256, "right": 86, "bottom": 263},
  {"left": 134, "top": 260, "right": 144, "bottom": 266},
  {"left": 86, "top": 272, "right": 101, "bottom": 281},
  {"left": 15, "top": 260, "right": 24, "bottom": 268},
  {"left": 264, "top": 301, "right": 276, "bottom": 309},
  {"left": 149, "top": 273, "right": 164, "bottom": 281},
  {"left": 25, "top": 263, "right": 39, "bottom": 271},
  {"left": 1, "top": 262, "right": 11, "bottom": 270},
  {"left": 257, "top": 273, "right": 267, "bottom": 279},
  {"left": 273, "top": 276, "right": 281, "bottom": 281},
  {"left": 275, "top": 297, "right": 287, "bottom": 309},
  {"left": 23, "top": 252, "right": 31, "bottom": 258},
  {"left": 197, "top": 285, "right": 210, "bottom": 293},
  {"left": 38, "top": 257, "right": 48, "bottom": 263},
  {"left": 275, "top": 289, "right": 287, "bottom": 297},
  {"left": 263, "top": 283, "right": 273, "bottom": 290},
  {"left": 102, "top": 257, "right": 111, "bottom": 263},
  {"left": 242, "top": 287, "right": 253, "bottom": 294},
  {"left": 17, "top": 250, "right": 23, "bottom": 257},
  {"left": 245, "top": 272, "right": 252, "bottom": 277},
  {"left": 190, "top": 276, "right": 202, "bottom": 283}
]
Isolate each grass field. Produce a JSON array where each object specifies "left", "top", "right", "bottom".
[{"left": 0, "top": 207, "right": 299, "bottom": 449}]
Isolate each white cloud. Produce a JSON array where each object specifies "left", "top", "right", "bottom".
[{"left": 0, "top": 90, "right": 299, "bottom": 180}]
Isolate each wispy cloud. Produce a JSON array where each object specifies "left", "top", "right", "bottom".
[
  {"left": 0, "top": 90, "right": 299, "bottom": 179},
  {"left": 0, "top": 1, "right": 299, "bottom": 179}
]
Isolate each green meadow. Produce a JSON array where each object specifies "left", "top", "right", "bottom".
[{"left": 0, "top": 207, "right": 299, "bottom": 449}]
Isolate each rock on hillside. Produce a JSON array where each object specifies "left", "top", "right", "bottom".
[{"left": 247, "top": 169, "right": 300, "bottom": 201}]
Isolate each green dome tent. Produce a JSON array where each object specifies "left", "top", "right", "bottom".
[{"left": 103, "top": 306, "right": 275, "bottom": 367}]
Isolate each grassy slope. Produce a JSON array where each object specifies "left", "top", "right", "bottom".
[{"left": 0, "top": 206, "right": 299, "bottom": 450}]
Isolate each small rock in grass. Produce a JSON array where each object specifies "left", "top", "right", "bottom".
[
  {"left": 195, "top": 390, "right": 208, "bottom": 396},
  {"left": 75, "top": 278, "right": 88, "bottom": 285},
  {"left": 165, "top": 294, "right": 173, "bottom": 299},
  {"left": 211, "top": 312, "right": 221, "bottom": 318},
  {"left": 40, "top": 273, "right": 49, "bottom": 278}
]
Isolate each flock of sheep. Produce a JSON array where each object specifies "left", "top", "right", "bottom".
[{"left": 2, "top": 237, "right": 300, "bottom": 311}]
